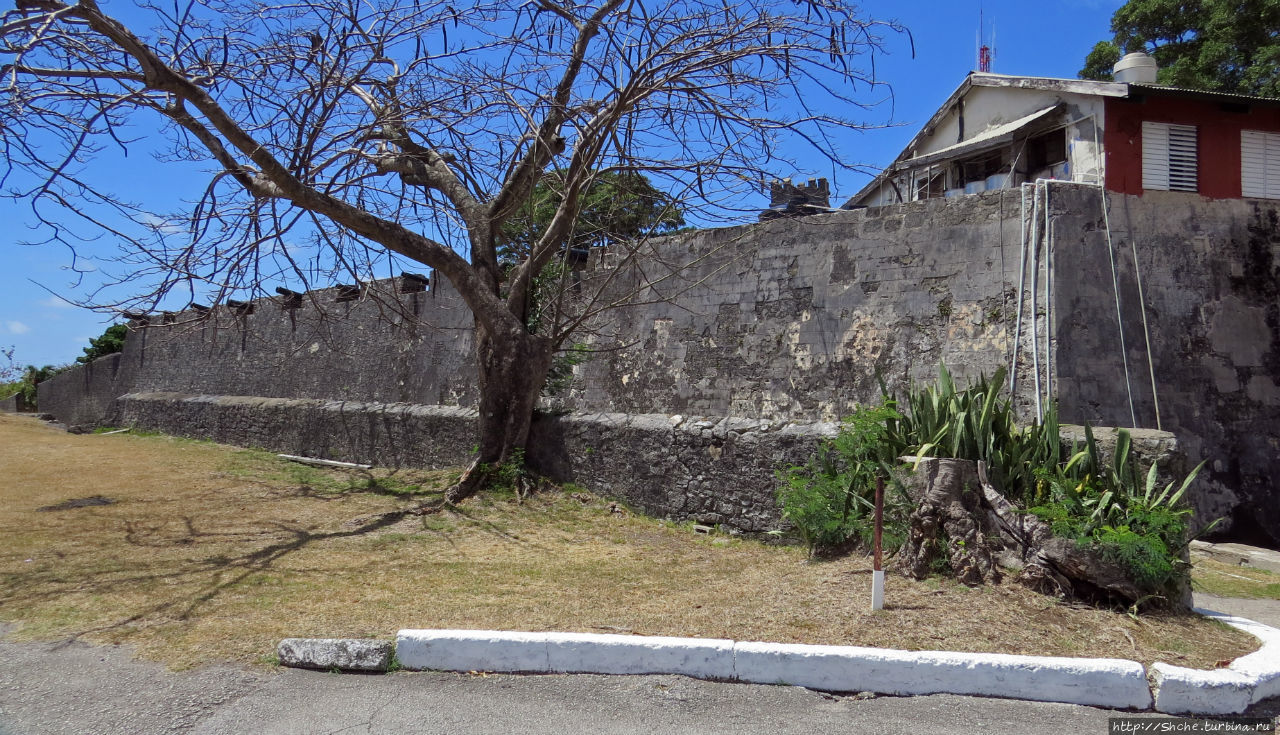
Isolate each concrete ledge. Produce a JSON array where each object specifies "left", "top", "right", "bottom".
[
  {"left": 1152, "top": 609, "right": 1280, "bottom": 714},
  {"left": 733, "top": 642, "right": 1152, "bottom": 709},
  {"left": 1192, "top": 541, "right": 1280, "bottom": 575}
]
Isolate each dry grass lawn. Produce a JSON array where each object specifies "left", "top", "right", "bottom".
[{"left": 0, "top": 413, "right": 1256, "bottom": 671}]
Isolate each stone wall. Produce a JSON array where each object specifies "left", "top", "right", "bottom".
[
  {"left": 57, "top": 192, "right": 1037, "bottom": 421},
  {"left": 121, "top": 278, "right": 478, "bottom": 407},
  {"left": 565, "top": 192, "right": 1035, "bottom": 421},
  {"left": 116, "top": 392, "right": 833, "bottom": 532},
  {"left": 0, "top": 393, "right": 22, "bottom": 413},
  {"left": 36, "top": 353, "right": 130, "bottom": 427},
  {"left": 1052, "top": 190, "right": 1280, "bottom": 544},
  {"left": 34, "top": 188, "right": 1280, "bottom": 543}
]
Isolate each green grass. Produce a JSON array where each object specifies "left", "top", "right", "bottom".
[{"left": 1193, "top": 557, "right": 1280, "bottom": 600}]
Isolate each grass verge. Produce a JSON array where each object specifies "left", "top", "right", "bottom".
[
  {"left": 0, "top": 414, "right": 1257, "bottom": 671},
  {"left": 1193, "top": 555, "right": 1280, "bottom": 600}
]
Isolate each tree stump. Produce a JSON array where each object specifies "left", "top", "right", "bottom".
[
  {"left": 897, "top": 458, "right": 1000, "bottom": 586},
  {"left": 894, "top": 458, "right": 1189, "bottom": 608}
]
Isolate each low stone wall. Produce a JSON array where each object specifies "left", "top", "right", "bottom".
[
  {"left": 115, "top": 392, "right": 834, "bottom": 532},
  {"left": 36, "top": 354, "right": 129, "bottom": 427},
  {"left": 105, "top": 393, "right": 1189, "bottom": 533},
  {"left": 529, "top": 412, "right": 834, "bottom": 531},
  {"left": 0, "top": 393, "right": 23, "bottom": 413},
  {"left": 116, "top": 393, "right": 478, "bottom": 471}
]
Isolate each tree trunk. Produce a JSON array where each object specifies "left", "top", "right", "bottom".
[
  {"left": 976, "top": 464, "right": 1156, "bottom": 605},
  {"left": 897, "top": 458, "right": 1001, "bottom": 586},
  {"left": 894, "top": 457, "right": 1188, "bottom": 607},
  {"left": 444, "top": 322, "right": 554, "bottom": 504}
]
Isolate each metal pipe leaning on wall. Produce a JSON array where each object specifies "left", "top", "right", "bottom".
[{"left": 1012, "top": 178, "right": 1156, "bottom": 427}]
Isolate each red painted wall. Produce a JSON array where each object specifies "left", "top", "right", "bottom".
[{"left": 1104, "top": 94, "right": 1280, "bottom": 198}]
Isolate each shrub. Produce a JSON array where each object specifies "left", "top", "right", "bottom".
[
  {"left": 778, "top": 364, "right": 1207, "bottom": 604},
  {"left": 885, "top": 363, "right": 1063, "bottom": 505},
  {"left": 1027, "top": 426, "right": 1204, "bottom": 599},
  {"left": 776, "top": 402, "right": 910, "bottom": 557}
]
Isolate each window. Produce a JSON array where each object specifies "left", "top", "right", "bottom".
[
  {"left": 957, "top": 151, "right": 1003, "bottom": 185},
  {"left": 1027, "top": 129, "right": 1067, "bottom": 172},
  {"left": 1242, "top": 130, "right": 1280, "bottom": 200},
  {"left": 913, "top": 169, "right": 945, "bottom": 200},
  {"left": 1142, "top": 122, "right": 1198, "bottom": 192}
]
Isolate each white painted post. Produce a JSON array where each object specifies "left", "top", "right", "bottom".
[{"left": 871, "top": 476, "right": 885, "bottom": 610}]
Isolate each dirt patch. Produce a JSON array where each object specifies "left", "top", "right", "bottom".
[{"left": 0, "top": 413, "right": 1259, "bottom": 671}]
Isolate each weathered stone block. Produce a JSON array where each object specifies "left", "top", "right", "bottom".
[{"left": 276, "top": 638, "right": 394, "bottom": 672}]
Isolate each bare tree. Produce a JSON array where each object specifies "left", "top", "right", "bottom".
[
  {"left": 1, "top": 0, "right": 902, "bottom": 499},
  {"left": 0, "top": 345, "right": 17, "bottom": 384}
]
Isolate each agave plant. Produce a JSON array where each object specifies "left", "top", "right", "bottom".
[{"left": 882, "top": 363, "right": 1066, "bottom": 504}]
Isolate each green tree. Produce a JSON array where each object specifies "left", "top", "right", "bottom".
[
  {"left": 1079, "top": 0, "right": 1280, "bottom": 96},
  {"left": 499, "top": 171, "right": 685, "bottom": 265},
  {"left": 76, "top": 324, "right": 128, "bottom": 364}
]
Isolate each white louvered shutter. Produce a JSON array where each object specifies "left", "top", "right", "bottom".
[
  {"left": 1142, "top": 122, "right": 1198, "bottom": 192},
  {"left": 1242, "top": 130, "right": 1280, "bottom": 200}
]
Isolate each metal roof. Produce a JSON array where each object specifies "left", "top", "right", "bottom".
[
  {"left": 1128, "top": 83, "right": 1280, "bottom": 107},
  {"left": 896, "top": 105, "right": 1061, "bottom": 170}
]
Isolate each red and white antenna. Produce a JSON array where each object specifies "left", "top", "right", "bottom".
[{"left": 977, "top": 5, "right": 995, "bottom": 72}]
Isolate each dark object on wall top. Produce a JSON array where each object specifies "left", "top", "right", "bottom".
[
  {"left": 759, "top": 177, "right": 831, "bottom": 220},
  {"left": 227, "top": 299, "right": 254, "bottom": 316},
  {"left": 398, "top": 272, "right": 429, "bottom": 293},
  {"left": 275, "top": 287, "right": 304, "bottom": 309}
]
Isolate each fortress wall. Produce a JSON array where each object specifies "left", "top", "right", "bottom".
[{"left": 35, "top": 189, "right": 1280, "bottom": 542}]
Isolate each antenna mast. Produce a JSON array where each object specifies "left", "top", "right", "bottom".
[{"left": 977, "top": 5, "right": 994, "bottom": 72}]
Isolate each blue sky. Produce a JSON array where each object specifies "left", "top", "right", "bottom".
[{"left": 0, "top": 0, "right": 1122, "bottom": 367}]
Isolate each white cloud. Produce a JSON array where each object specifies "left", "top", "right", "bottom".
[
  {"left": 40, "top": 296, "right": 75, "bottom": 309},
  {"left": 6, "top": 321, "right": 30, "bottom": 335},
  {"left": 141, "top": 213, "right": 186, "bottom": 235}
]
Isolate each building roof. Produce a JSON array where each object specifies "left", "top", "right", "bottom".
[
  {"left": 896, "top": 104, "right": 1060, "bottom": 170},
  {"left": 844, "top": 72, "right": 1280, "bottom": 207},
  {"left": 1127, "top": 83, "right": 1280, "bottom": 108}
]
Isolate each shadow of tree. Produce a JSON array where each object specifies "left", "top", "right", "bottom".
[{"left": 1, "top": 498, "right": 446, "bottom": 648}]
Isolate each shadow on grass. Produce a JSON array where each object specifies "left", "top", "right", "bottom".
[{"left": 0, "top": 498, "right": 447, "bottom": 649}]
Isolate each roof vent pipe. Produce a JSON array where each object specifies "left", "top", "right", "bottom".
[{"left": 1113, "top": 51, "right": 1158, "bottom": 84}]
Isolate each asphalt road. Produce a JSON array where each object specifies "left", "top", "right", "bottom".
[
  {"left": 2, "top": 626, "right": 1278, "bottom": 735},
  {"left": 1195, "top": 592, "right": 1280, "bottom": 628}
]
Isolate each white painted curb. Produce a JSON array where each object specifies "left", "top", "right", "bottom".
[
  {"left": 1152, "top": 608, "right": 1280, "bottom": 715},
  {"left": 398, "top": 609, "right": 1280, "bottom": 714},
  {"left": 733, "top": 641, "right": 1151, "bottom": 709},
  {"left": 397, "top": 630, "right": 549, "bottom": 673},
  {"left": 396, "top": 629, "right": 1150, "bottom": 709},
  {"left": 396, "top": 630, "right": 736, "bottom": 680},
  {"left": 545, "top": 633, "right": 735, "bottom": 679}
]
